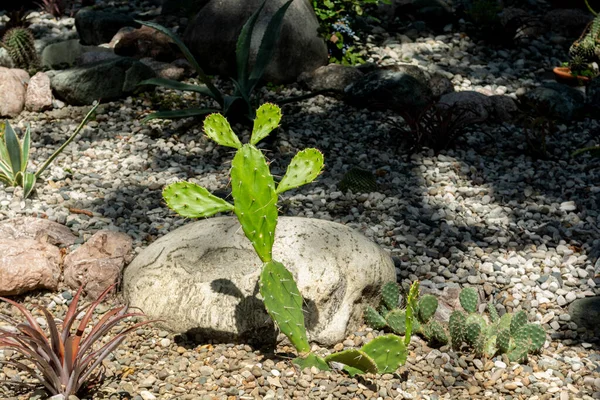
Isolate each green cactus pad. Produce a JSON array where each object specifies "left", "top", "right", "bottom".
[
  {"left": 465, "top": 313, "right": 487, "bottom": 332},
  {"left": 203, "top": 113, "right": 242, "bottom": 149},
  {"left": 465, "top": 323, "right": 481, "bottom": 346},
  {"left": 360, "top": 334, "right": 407, "bottom": 374},
  {"left": 497, "top": 312, "right": 512, "bottom": 331},
  {"left": 381, "top": 282, "right": 400, "bottom": 310},
  {"left": 293, "top": 353, "right": 330, "bottom": 371},
  {"left": 496, "top": 328, "right": 511, "bottom": 354},
  {"left": 251, "top": 103, "right": 282, "bottom": 145},
  {"left": 364, "top": 306, "right": 387, "bottom": 330},
  {"left": 162, "top": 182, "right": 234, "bottom": 218},
  {"left": 386, "top": 309, "right": 406, "bottom": 335},
  {"left": 459, "top": 287, "right": 479, "bottom": 313},
  {"left": 483, "top": 335, "right": 498, "bottom": 358},
  {"left": 449, "top": 311, "right": 466, "bottom": 349},
  {"left": 324, "top": 349, "right": 378, "bottom": 374},
  {"left": 259, "top": 260, "right": 310, "bottom": 353},
  {"left": 230, "top": 144, "right": 278, "bottom": 262},
  {"left": 507, "top": 346, "right": 529, "bottom": 363},
  {"left": 427, "top": 320, "right": 449, "bottom": 345},
  {"left": 276, "top": 148, "right": 324, "bottom": 194},
  {"left": 488, "top": 301, "right": 499, "bottom": 324},
  {"left": 510, "top": 310, "right": 528, "bottom": 335},
  {"left": 514, "top": 324, "right": 545, "bottom": 352},
  {"left": 418, "top": 295, "right": 438, "bottom": 323}
]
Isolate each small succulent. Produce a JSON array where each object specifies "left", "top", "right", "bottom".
[
  {"left": 338, "top": 167, "right": 378, "bottom": 193},
  {"left": 449, "top": 287, "right": 546, "bottom": 362},
  {"left": 1, "top": 27, "right": 38, "bottom": 70},
  {"left": 0, "top": 285, "right": 154, "bottom": 396},
  {"left": 364, "top": 282, "right": 449, "bottom": 346}
]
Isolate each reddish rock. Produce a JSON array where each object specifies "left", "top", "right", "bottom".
[
  {"left": 0, "top": 239, "right": 61, "bottom": 296},
  {"left": 25, "top": 72, "right": 53, "bottom": 112},
  {"left": 0, "top": 217, "right": 76, "bottom": 247},
  {"left": 63, "top": 230, "right": 133, "bottom": 299},
  {"left": 113, "top": 25, "right": 179, "bottom": 62},
  {"left": 0, "top": 67, "right": 29, "bottom": 117}
]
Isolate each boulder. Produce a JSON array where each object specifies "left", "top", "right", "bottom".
[
  {"left": 64, "top": 231, "right": 133, "bottom": 299},
  {"left": 25, "top": 72, "right": 53, "bottom": 112},
  {"left": 123, "top": 217, "right": 396, "bottom": 346},
  {"left": 41, "top": 39, "right": 116, "bottom": 70},
  {"left": 568, "top": 297, "right": 600, "bottom": 338},
  {"left": 298, "top": 64, "right": 364, "bottom": 92},
  {"left": 429, "top": 73, "right": 454, "bottom": 98},
  {"left": 520, "top": 82, "right": 585, "bottom": 121},
  {"left": 0, "top": 217, "right": 76, "bottom": 247},
  {"left": 344, "top": 64, "right": 433, "bottom": 112},
  {"left": 48, "top": 57, "right": 155, "bottom": 105},
  {"left": 113, "top": 25, "right": 179, "bottom": 62},
  {"left": 140, "top": 58, "right": 186, "bottom": 81},
  {"left": 0, "top": 67, "right": 29, "bottom": 117},
  {"left": 75, "top": 8, "right": 137, "bottom": 46},
  {"left": 489, "top": 95, "right": 518, "bottom": 122},
  {"left": 0, "top": 239, "right": 61, "bottom": 296},
  {"left": 438, "top": 91, "right": 492, "bottom": 122},
  {"left": 181, "top": 0, "right": 328, "bottom": 83}
]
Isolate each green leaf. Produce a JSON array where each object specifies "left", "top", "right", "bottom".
[
  {"left": 236, "top": 0, "right": 266, "bottom": 92},
  {"left": 247, "top": 0, "right": 293, "bottom": 91},
  {"left": 135, "top": 20, "right": 224, "bottom": 105},
  {"left": 251, "top": 103, "right": 281, "bottom": 145},
  {"left": 0, "top": 160, "right": 14, "bottom": 183},
  {"left": 277, "top": 148, "right": 324, "bottom": 194},
  {"left": 4, "top": 121, "right": 22, "bottom": 175},
  {"left": 138, "top": 78, "right": 217, "bottom": 98},
  {"left": 162, "top": 182, "right": 234, "bottom": 218},
  {"left": 141, "top": 108, "right": 219, "bottom": 123},
  {"left": 22, "top": 172, "right": 36, "bottom": 199},
  {"left": 20, "top": 125, "right": 30, "bottom": 174},
  {"left": 203, "top": 113, "right": 242, "bottom": 149}
]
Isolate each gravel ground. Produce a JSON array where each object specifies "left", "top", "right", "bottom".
[{"left": 1, "top": 1, "right": 600, "bottom": 399}]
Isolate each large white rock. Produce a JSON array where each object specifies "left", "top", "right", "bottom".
[{"left": 123, "top": 216, "right": 395, "bottom": 346}]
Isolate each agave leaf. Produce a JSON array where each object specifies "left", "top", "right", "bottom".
[
  {"left": 138, "top": 77, "right": 217, "bottom": 98},
  {"left": 37, "top": 306, "right": 65, "bottom": 366},
  {"left": 0, "top": 296, "right": 45, "bottom": 336},
  {"left": 141, "top": 108, "right": 219, "bottom": 123},
  {"left": 135, "top": 20, "right": 223, "bottom": 105},
  {"left": 222, "top": 94, "right": 243, "bottom": 116},
  {"left": 20, "top": 125, "right": 30, "bottom": 172},
  {"left": 0, "top": 163, "right": 14, "bottom": 184},
  {"left": 0, "top": 359, "right": 58, "bottom": 395},
  {"left": 22, "top": 172, "right": 36, "bottom": 199},
  {"left": 247, "top": 0, "right": 293, "bottom": 92},
  {"left": 4, "top": 121, "right": 22, "bottom": 175},
  {"left": 60, "top": 286, "right": 85, "bottom": 344},
  {"left": 235, "top": 0, "right": 266, "bottom": 92}
]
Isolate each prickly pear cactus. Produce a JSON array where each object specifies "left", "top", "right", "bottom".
[
  {"left": 162, "top": 103, "right": 325, "bottom": 360},
  {"left": 338, "top": 167, "right": 377, "bottom": 193},
  {"left": 325, "top": 349, "right": 378, "bottom": 374},
  {"left": 459, "top": 287, "right": 479, "bottom": 313},
  {"left": 418, "top": 295, "right": 438, "bottom": 323},
  {"left": 449, "top": 310, "right": 466, "bottom": 350},
  {"left": 364, "top": 306, "right": 387, "bottom": 330},
  {"left": 360, "top": 334, "right": 407, "bottom": 373},
  {"left": 381, "top": 282, "right": 400, "bottom": 310}
]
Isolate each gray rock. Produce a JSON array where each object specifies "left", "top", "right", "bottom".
[
  {"left": 41, "top": 39, "right": 116, "bottom": 70},
  {"left": 75, "top": 8, "right": 136, "bottom": 46},
  {"left": 568, "top": 297, "right": 600, "bottom": 337},
  {"left": 182, "top": 0, "right": 328, "bottom": 84},
  {"left": 438, "top": 91, "right": 491, "bottom": 122},
  {"left": 123, "top": 216, "right": 395, "bottom": 346},
  {"left": 49, "top": 57, "right": 155, "bottom": 105},
  {"left": 0, "top": 47, "right": 14, "bottom": 68},
  {"left": 520, "top": 83, "right": 585, "bottom": 121},
  {"left": 298, "top": 64, "right": 363, "bottom": 92},
  {"left": 344, "top": 64, "right": 433, "bottom": 112},
  {"left": 429, "top": 73, "right": 454, "bottom": 98},
  {"left": 489, "top": 95, "right": 518, "bottom": 122},
  {"left": 586, "top": 76, "right": 600, "bottom": 111}
]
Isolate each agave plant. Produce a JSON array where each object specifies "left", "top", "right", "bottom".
[
  {"left": 0, "top": 102, "right": 98, "bottom": 198},
  {"left": 137, "top": 0, "right": 293, "bottom": 122},
  {"left": 0, "top": 285, "right": 154, "bottom": 396}
]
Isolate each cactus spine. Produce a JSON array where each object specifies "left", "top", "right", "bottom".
[{"left": 1, "top": 27, "right": 38, "bottom": 70}]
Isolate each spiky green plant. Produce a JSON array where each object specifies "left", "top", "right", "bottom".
[
  {"left": 364, "top": 282, "right": 449, "bottom": 347},
  {"left": 1, "top": 27, "right": 38, "bottom": 70},
  {"left": 568, "top": 13, "right": 600, "bottom": 76},
  {"left": 449, "top": 288, "right": 546, "bottom": 362},
  {"left": 0, "top": 103, "right": 99, "bottom": 198},
  {"left": 163, "top": 103, "right": 408, "bottom": 375}
]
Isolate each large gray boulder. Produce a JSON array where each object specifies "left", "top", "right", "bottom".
[
  {"left": 48, "top": 57, "right": 155, "bottom": 105},
  {"left": 520, "top": 82, "right": 585, "bottom": 122},
  {"left": 181, "top": 0, "right": 328, "bottom": 83},
  {"left": 75, "top": 8, "right": 136, "bottom": 46},
  {"left": 344, "top": 64, "right": 433, "bottom": 112},
  {"left": 123, "top": 217, "right": 395, "bottom": 346},
  {"left": 41, "top": 39, "right": 116, "bottom": 70}
]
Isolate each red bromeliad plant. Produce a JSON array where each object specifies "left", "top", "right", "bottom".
[{"left": 0, "top": 285, "right": 154, "bottom": 396}]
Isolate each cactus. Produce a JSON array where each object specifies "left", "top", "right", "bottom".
[
  {"left": 459, "top": 287, "right": 478, "bottom": 313},
  {"left": 488, "top": 301, "right": 499, "bottom": 324},
  {"left": 360, "top": 334, "right": 407, "bottom": 374},
  {"left": 381, "top": 282, "right": 400, "bottom": 311},
  {"left": 324, "top": 349, "right": 378, "bottom": 374},
  {"left": 1, "top": 27, "right": 38, "bottom": 70},
  {"left": 496, "top": 329, "right": 511, "bottom": 354},
  {"left": 465, "top": 323, "right": 481, "bottom": 346},
  {"left": 510, "top": 310, "right": 528, "bottom": 335},
  {"left": 163, "top": 104, "right": 325, "bottom": 365},
  {"left": 568, "top": 14, "right": 600, "bottom": 73},
  {"left": 364, "top": 306, "right": 387, "bottom": 330},
  {"left": 449, "top": 311, "right": 466, "bottom": 350},
  {"left": 338, "top": 167, "right": 377, "bottom": 193},
  {"left": 418, "top": 295, "right": 438, "bottom": 323}
]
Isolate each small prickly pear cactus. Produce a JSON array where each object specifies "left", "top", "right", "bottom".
[
  {"left": 364, "top": 281, "right": 448, "bottom": 347},
  {"left": 162, "top": 103, "right": 324, "bottom": 360},
  {"left": 459, "top": 287, "right": 479, "bottom": 314},
  {"left": 1, "top": 27, "right": 38, "bottom": 70}
]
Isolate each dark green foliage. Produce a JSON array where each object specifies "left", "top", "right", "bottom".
[
  {"left": 1, "top": 27, "right": 38, "bottom": 70},
  {"left": 338, "top": 167, "right": 377, "bottom": 193}
]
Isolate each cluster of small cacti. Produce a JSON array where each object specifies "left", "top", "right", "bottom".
[
  {"left": 338, "top": 167, "right": 378, "bottom": 193},
  {"left": 1, "top": 27, "right": 38, "bottom": 70},
  {"left": 568, "top": 14, "right": 600, "bottom": 71},
  {"left": 449, "top": 287, "right": 546, "bottom": 363},
  {"left": 364, "top": 282, "right": 449, "bottom": 346}
]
